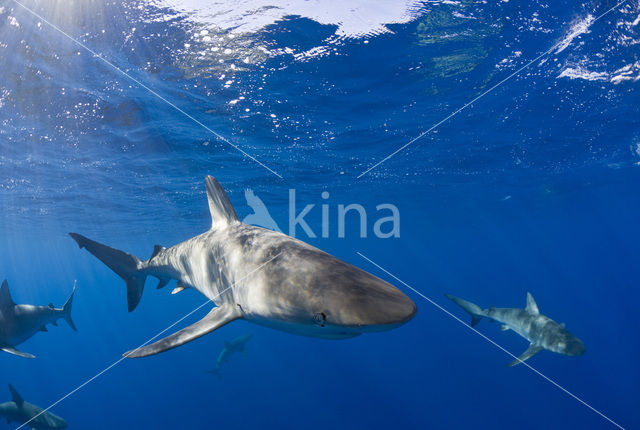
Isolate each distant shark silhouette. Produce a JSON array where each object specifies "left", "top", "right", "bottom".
[
  {"left": 242, "top": 189, "right": 281, "bottom": 232},
  {"left": 0, "top": 384, "right": 67, "bottom": 429},
  {"left": 69, "top": 176, "right": 416, "bottom": 358},
  {"left": 446, "top": 292, "right": 585, "bottom": 367},
  {"left": 0, "top": 280, "right": 76, "bottom": 359},
  {"left": 207, "top": 333, "right": 253, "bottom": 380}
]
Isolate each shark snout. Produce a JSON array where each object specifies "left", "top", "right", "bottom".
[
  {"left": 365, "top": 289, "right": 417, "bottom": 328},
  {"left": 566, "top": 337, "right": 586, "bottom": 356},
  {"left": 329, "top": 282, "right": 417, "bottom": 332}
]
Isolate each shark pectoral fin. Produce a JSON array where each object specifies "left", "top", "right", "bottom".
[
  {"left": 2, "top": 347, "right": 35, "bottom": 359},
  {"left": 508, "top": 344, "right": 543, "bottom": 367},
  {"left": 124, "top": 304, "right": 241, "bottom": 358}
]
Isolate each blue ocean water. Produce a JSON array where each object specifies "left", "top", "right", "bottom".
[{"left": 1, "top": 0, "right": 639, "bottom": 428}]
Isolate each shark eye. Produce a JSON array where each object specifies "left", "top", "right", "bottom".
[{"left": 313, "top": 312, "right": 327, "bottom": 327}]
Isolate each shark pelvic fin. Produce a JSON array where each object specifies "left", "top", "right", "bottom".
[
  {"left": 69, "top": 233, "right": 147, "bottom": 312},
  {"left": 171, "top": 281, "right": 189, "bottom": 295},
  {"left": 124, "top": 304, "right": 241, "bottom": 358},
  {"left": 2, "top": 347, "right": 35, "bottom": 359},
  {"left": 205, "top": 176, "right": 238, "bottom": 228},
  {"left": 525, "top": 292, "right": 539, "bottom": 314},
  {"left": 8, "top": 384, "right": 24, "bottom": 408},
  {"left": 0, "top": 280, "right": 16, "bottom": 308},
  {"left": 156, "top": 279, "right": 170, "bottom": 289},
  {"left": 508, "top": 344, "right": 543, "bottom": 367},
  {"left": 150, "top": 245, "right": 165, "bottom": 260}
]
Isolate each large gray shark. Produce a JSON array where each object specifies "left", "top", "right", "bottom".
[
  {"left": 446, "top": 292, "right": 585, "bottom": 366},
  {"left": 0, "top": 384, "right": 67, "bottom": 429},
  {"left": 207, "top": 333, "right": 253, "bottom": 379},
  {"left": 0, "top": 280, "right": 76, "bottom": 359},
  {"left": 70, "top": 176, "right": 416, "bottom": 358}
]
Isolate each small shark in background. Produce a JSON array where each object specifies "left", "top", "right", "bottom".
[
  {"left": 207, "top": 333, "right": 253, "bottom": 379},
  {"left": 0, "top": 280, "right": 77, "bottom": 359},
  {"left": 0, "top": 384, "right": 67, "bottom": 429},
  {"left": 446, "top": 292, "right": 585, "bottom": 367}
]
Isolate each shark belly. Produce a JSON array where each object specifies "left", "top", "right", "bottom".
[{"left": 151, "top": 232, "right": 237, "bottom": 305}]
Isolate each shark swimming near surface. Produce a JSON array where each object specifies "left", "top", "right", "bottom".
[
  {"left": 207, "top": 333, "right": 253, "bottom": 379},
  {"left": 0, "top": 280, "right": 76, "bottom": 359},
  {"left": 69, "top": 176, "right": 416, "bottom": 358},
  {"left": 0, "top": 384, "right": 67, "bottom": 429},
  {"left": 446, "top": 292, "right": 585, "bottom": 366}
]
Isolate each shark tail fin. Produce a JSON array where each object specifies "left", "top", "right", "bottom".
[
  {"left": 206, "top": 368, "right": 222, "bottom": 380},
  {"left": 62, "top": 283, "right": 77, "bottom": 331},
  {"left": 445, "top": 293, "right": 486, "bottom": 326},
  {"left": 69, "top": 233, "right": 147, "bottom": 312}
]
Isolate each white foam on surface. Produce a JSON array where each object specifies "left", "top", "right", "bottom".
[
  {"left": 555, "top": 14, "right": 594, "bottom": 53},
  {"left": 149, "top": 0, "right": 426, "bottom": 39}
]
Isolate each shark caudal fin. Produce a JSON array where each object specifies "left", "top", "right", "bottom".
[
  {"left": 62, "top": 283, "right": 77, "bottom": 331},
  {"left": 206, "top": 367, "right": 222, "bottom": 380},
  {"left": 445, "top": 294, "right": 486, "bottom": 326},
  {"left": 69, "top": 233, "right": 146, "bottom": 312}
]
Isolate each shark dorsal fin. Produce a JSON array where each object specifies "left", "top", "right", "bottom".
[
  {"left": 525, "top": 292, "right": 539, "bottom": 314},
  {"left": 0, "top": 280, "right": 16, "bottom": 308},
  {"left": 8, "top": 385, "right": 24, "bottom": 408},
  {"left": 205, "top": 176, "right": 238, "bottom": 228}
]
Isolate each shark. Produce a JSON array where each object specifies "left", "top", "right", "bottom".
[
  {"left": 446, "top": 292, "right": 585, "bottom": 366},
  {"left": 207, "top": 333, "right": 253, "bottom": 379},
  {"left": 69, "top": 175, "right": 416, "bottom": 358},
  {"left": 0, "top": 280, "right": 76, "bottom": 359},
  {"left": 0, "top": 384, "right": 67, "bottom": 429}
]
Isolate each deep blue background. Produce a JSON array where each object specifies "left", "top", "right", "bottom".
[{"left": 0, "top": 0, "right": 639, "bottom": 429}]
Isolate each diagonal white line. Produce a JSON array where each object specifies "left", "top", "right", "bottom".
[
  {"left": 15, "top": 252, "right": 281, "bottom": 430},
  {"left": 357, "top": 0, "right": 630, "bottom": 179},
  {"left": 356, "top": 251, "right": 626, "bottom": 430},
  {"left": 11, "top": 0, "right": 283, "bottom": 179}
]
